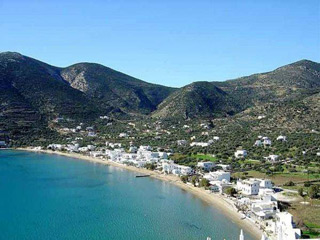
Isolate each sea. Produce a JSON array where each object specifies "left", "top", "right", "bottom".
[{"left": 0, "top": 150, "right": 255, "bottom": 240}]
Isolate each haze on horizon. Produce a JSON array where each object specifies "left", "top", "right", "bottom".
[{"left": 0, "top": 0, "right": 319, "bottom": 87}]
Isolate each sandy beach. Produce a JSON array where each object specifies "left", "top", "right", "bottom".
[{"left": 15, "top": 148, "right": 262, "bottom": 240}]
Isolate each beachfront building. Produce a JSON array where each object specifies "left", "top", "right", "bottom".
[
  {"left": 209, "top": 179, "right": 233, "bottom": 193},
  {"left": 275, "top": 212, "right": 301, "bottom": 240},
  {"left": 235, "top": 150, "right": 248, "bottom": 159},
  {"left": 204, "top": 170, "right": 230, "bottom": 182},
  {"left": 129, "top": 146, "right": 138, "bottom": 153},
  {"left": 197, "top": 161, "right": 215, "bottom": 171},
  {"left": 162, "top": 162, "right": 192, "bottom": 176},
  {"left": 237, "top": 179, "right": 260, "bottom": 195},
  {"left": 0, "top": 141, "right": 7, "bottom": 148},
  {"left": 237, "top": 178, "right": 273, "bottom": 196},
  {"left": 251, "top": 196, "right": 278, "bottom": 220},
  {"left": 139, "top": 145, "right": 152, "bottom": 151},
  {"left": 47, "top": 144, "right": 64, "bottom": 151}
]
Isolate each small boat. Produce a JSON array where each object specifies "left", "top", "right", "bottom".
[{"left": 136, "top": 175, "right": 150, "bottom": 178}]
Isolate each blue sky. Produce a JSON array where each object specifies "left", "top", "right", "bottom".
[{"left": 0, "top": 0, "right": 319, "bottom": 87}]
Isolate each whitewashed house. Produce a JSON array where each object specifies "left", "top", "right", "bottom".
[
  {"left": 276, "top": 135, "right": 287, "bottom": 142},
  {"left": 162, "top": 163, "right": 192, "bottom": 176},
  {"left": 197, "top": 161, "right": 215, "bottom": 171},
  {"left": 217, "top": 164, "right": 232, "bottom": 170},
  {"left": 254, "top": 140, "right": 263, "bottom": 147},
  {"left": 263, "top": 138, "right": 272, "bottom": 146},
  {"left": 275, "top": 212, "right": 301, "bottom": 240},
  {"left": 87, "top": 145, "right": 96, "bottom": 151},
  {"left": 139, "top": 145, "right": 152, "bottom": 151},
  {"left": 265, "top": 154, "right": 280, "bottom": 162},
  {"left": 251, "top": 196, "right": 278, "bottom": 220},
  {"left": 235, "top": 150, "right": 248, "bottom": 159},
  {"left": 190, "top": 142, "right": 210, "bottom": 147},
  {"left": 204, "top": 171, "right": 230, "bottom": 182},
  {"left": 209, "top": 179, "right": 233, "bottom": 193},
  {"left": 237, "top": 179, "right": 260, "bottom": 195},
  {"left": 177, "top": 140, "right": 187, "bottom": 146},
  {"left": 129, "top": 146, "right": 138, "bottom": 153},
  {"left": 119, "top": 133, "right": 128, "bottom": 138}
]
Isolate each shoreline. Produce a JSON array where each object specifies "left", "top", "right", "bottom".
[{"left": 14, "top": 148, "right": 262, "bottom": 240}]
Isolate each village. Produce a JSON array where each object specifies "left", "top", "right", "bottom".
[
  {"left": 31, "top": 136, "right": 315, "bottom": 240},
  {"left": 4, "top": 115, "right": 319, "bottom": 240}
]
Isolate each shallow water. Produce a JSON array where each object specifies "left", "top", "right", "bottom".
[{"left": 0, "top": 150, "right": 254, "bottom": 240}]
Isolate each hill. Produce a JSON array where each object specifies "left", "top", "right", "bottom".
[
  {"left": 61, "top": 63, "right": 175, "bottom": 115},
  {"left": 152, "top": 82, "right": 241, "bottom": 119},
  {"left": 154, "top": 60, "right": 320, "bottom": 120},
  {"left": 0, "top": 52, "right": 174, "bottom": 141}
]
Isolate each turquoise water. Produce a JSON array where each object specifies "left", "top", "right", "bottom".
[{"left": 0, "top": 150, "right": 254, "bottom": 240}]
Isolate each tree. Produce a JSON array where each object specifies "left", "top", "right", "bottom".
[
  {"left": 180, "top": 175, "right": 188, "bottom": 183},
  {"left": 298, "top": 187, "right": 304, "bottom": 197},
  {"left": 284, "top": 181, "right": 295, "bottom": 187},
  {"left": 224, "top": 187, "right": 237, "bottom": 197},
  {"left": 308, "top": 185, "right": 319, "bottom": 199},
  {"left": 191, "top": 176, "right": 198, "bottom": 187},
  {"left": 200, "top": 178, "right": 210, "bottom": 188}
]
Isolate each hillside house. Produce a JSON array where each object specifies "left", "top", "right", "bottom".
[
  {"left": 235, "top": 150, "right": 248, "bottom": 159},
  {"left": 265, "top": 155, "right": 280, "bottom": 162},
  {"left": 204, "top": 170, "right": 230, "bottom": 182},
  {"left": 197, "top": 161, "right": 215, "bottom": 171},
  {"left": 276, "top": 136, "right": 287, "bottom": 142}
]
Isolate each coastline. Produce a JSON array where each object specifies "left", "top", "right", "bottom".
[{"left": 15, "top": 148, "right": 262, "bottom": 240}]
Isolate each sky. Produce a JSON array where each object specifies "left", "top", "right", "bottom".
[{"left": 0, "top": 0, "right": 319, "bottom": 87}]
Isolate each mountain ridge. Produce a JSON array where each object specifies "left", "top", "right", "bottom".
[{"left": 1, "top": 51, "right": 319, "bottom": 142}]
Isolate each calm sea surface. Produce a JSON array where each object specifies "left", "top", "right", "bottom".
[{"left": 0, "top": 150, "right": 255, "bottom": 240}]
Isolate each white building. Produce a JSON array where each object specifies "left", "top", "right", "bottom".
[
  {"left": 237, "top": 178, "right": 273, "bottom": 196},
  {"left": 263, "top": 138, "right": 272, "bottom": 146},
  {"left": 237, "top": 179, "right": 260, "bottom": 195},
  {"left": 0, "top": 141, "right": 7, "bottom": 147},
  {"left": 204, "top": 170, "right": 230, "bottom": 182},
  {"left": 254, "top": 140, "right": 263, "bottom": 147},
  {"left": 235, "top": 150, "right": 248, "bottom": 159},
  {"left": 197, "top": 161, "right": 215, "bottom": 171},
  {"left": 87, "top": 145, "right": 96, "bottom": 151},
  {"left": 162, "top": 163, "right": 192, "bottom": 176},
  {"left": 277, "top": 136, "right": 287, "bottom": 142},
  {"left": 251, "top": 195, "right": 278, "bottom": 220},
  {"left": 265, "top": 154, "right": 280, "bottom": 162},
  {"left": 209, "top": 179, "right": 232, "bottom": 193},
  {"left": 275, "top": 212, "right": 301, "bottom": 240},
  {"left": 217, "top": 164, "right": 232, "bottom": 170},
  {"left": 190, "top": 142, "right": 210, "bottom": 147},
  {"left": 259, "top": 179, "right": 273, "bottom": 189},
  {"left": 177, "top": 140, "right": 187, "bottom": 146},
  {"left": 139, "top": 145, "right": 152, "bottom": 151},
  {"left": 119, "top": 133, "right": 128, "bottom": 138},
  {"left": 129, "top": 146, "right": 138, "bottom": 153}
]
